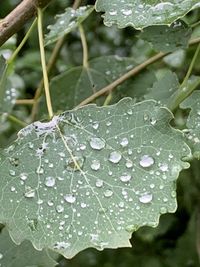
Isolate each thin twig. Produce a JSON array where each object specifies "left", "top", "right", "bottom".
[
  {"left": 16, "top": 99, "right": 35, "bottom": 105},
  {"left": 76, "top": 52, "right": 166, "bottom": 107},
  {"left": 76, "top": 36, "right": 200, "bottom": 107}
]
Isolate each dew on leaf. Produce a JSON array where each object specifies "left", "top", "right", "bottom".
[
  {"left": 139, "top": 193, "right": 153, "bottom": 204},
  {"left": 9, "top": 157, "right": 19, "bottom": 167},
  {"left": 20, "top": 172, "right": 28, "bottom": 181},
  {"left": 139, "top": 155, "right": 154, "bottom": 168},
  {"left": 95, "top": 179, "right": 103, "bottom": 188},
  {"left": 126, "top": 160, "right": 133, "bottom": 168},
  {"left": 56, "top": 205, "right": 64, "bottom": 213},
  {"left": 104, "top": 189, "right": 113, "bottom": 197},
  {"left": 24, "top": 186, "right": 35, "bottom": 198},
  {"left": 66, "top": 156, "right": 84, "bottom": 171},
  {"left": 120, "top": 173, "right": 132, "bottom": 182},
  {"left": 36, "top": 166, "right": 44, "bottom": 174},
  {"left": 89, "top": 137, "right": 105, "bottom": 150},
  {"left": 91, "top": 159, "right": 101, "bottom": 171},
  {"left": 159, "top": 163, "right": 169, "bottom": 172},
  {"left": 10, "top": 186, "right": 16, "bottom": 192},
  {"left": 45, "top": 176, "right": 56, "bottom": 187},
  {"left": 81, "top": 202, "right": 87, "bottom": 208},
  {"left": 64, "top": 194, "right": 76, "bottom": 203},
  {"left": 120, "top": 137, "right": 129, "bottom": 147},
  {"left": 108, "top": 151, "right": 122, "bottom": 163},
  {"left": 9, "top": 170, "right": 16, "bottom": 176}
]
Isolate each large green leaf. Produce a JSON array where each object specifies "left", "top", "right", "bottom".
[
  {"left": 95, "top": 0, "right": 200, "bottom": 29},
  {"left": 180, "top": 90, "right": 200, "bottom": 158},
  {"left": 45, "top": 6, "right": 94, "bottom": 46},
  {"left": 0, "top": 98, "right": 190, "bottom": 258},
  {"left": 140, "top": 21, "right": 192, "bottom": 52},
  {"left": 0, "top": 228, "right": 57, "bottom": 267}
]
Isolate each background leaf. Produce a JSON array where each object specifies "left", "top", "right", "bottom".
[
  {"left": 0, "top": 228, "right": 57, "bottom": 267},
  {"left": 45, "top": 5, "right": 94, "bottom": 46},
  {"left": 140, "top": 21, "right": 192, "bottom": 52},
  {"left": 95, "top": 0, "right": 200, "bottom": 29},
  {"left": 0, "top": 98, "right": 190, "bottom": 258}
]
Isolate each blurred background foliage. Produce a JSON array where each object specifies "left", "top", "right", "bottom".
[{"left": 0, "top": 0, "right": 200, "bottom": 266}]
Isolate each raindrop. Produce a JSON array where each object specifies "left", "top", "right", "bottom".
[
  {"left": 81, "top": 202, "right": 87, "bottom": 208},
  {"left": 104, "top": 189, "right": 113, "bottom": 198},
  {"left": 119, "top": 201, "right": 125, "bottom": 208},
  {"left": 120, "top": 137, "right": 129, "bottom": 147},
  {"left": 0, "top": 253, "right": 3, "bottom": 260},
  {"left": 96, "top": 179, "right": 103, "bottom": 188},
  {"left": 66, "top": 156, "right": 84, "bottom": 171},
  {"left": 91, "top": 159, "right": 101, "bottom": 171},
  {"left": 139, "top": 155, "right": 154, "bottom": 168},
  {"left": 47, "top": 200, "right": 54, "bottom": 206},
  {"left": 10, "top": 186, "right": 16, "bottom": 192},
  {"left": 56, "top": 205, "right": 64, "bottom": 213},
  {"left": 24, "top": 186, "right": 35, "bottom": 198},
  {"left": 92, "top": 122, "right": 99, "bottom": 130},
  {"left": 9, "top": 157, "right": 19, "bottom": 167},
  {"left": 159, "top": 163, "right": 168, "bottom": 172},
  {"left": 89, "top": 137, "right": 105, "bottom": 150},
  {"left": 126, "top": 160, "right": 133, "bottom": 168},
  {"left": 150, "top": 117, "right": 157, "bottom": 125},
  {"left": 139, "top": 193, "right": 153, "bottom": 204},
  {"left": 120, "top": 173, "right": 132, "bottom": 182},
  {"left": 45, "top": 176, "right": 56, "bottom": 187},
  {"left": 20, "top": 172, "right": 28, "bottom": 181},
  {"left": 109, "top": 151, "right": 122, "bottom": 163},
  {"left": 36, "top": 166, "right": 44, "bottom": 174},
  {"left": 64, "top": 194, "right": 76, "bottom": 203},
  {"left": 9, "top": 170, "right": 16, "bottom": 176}
]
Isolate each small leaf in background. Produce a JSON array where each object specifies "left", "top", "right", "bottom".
[
  {"left": 95, "top": 0, "right": 200, "bottom": 29},
  {"left": 180, "top": 90, "right": 200, "bottom": 159},
  {"left": 140, "top": 21, "right": 192, "bottom": 53},
  {"left": 0, "top": 98, "right": 190, "bottom": 258},
  {"left": 144, "top": 70, "right": 180, "bottom": 105},
  {"left": 0, "top": 227, "right": 57, "bottom": 267},
  {"left": 39, "top": 55, "right": 137, "bottom": 115},
  {"left": 45, "top": 5, "right": 94, "bottom": 46}
]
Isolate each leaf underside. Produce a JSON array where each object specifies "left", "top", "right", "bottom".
[
  {"left": 95, "top": 0, "right": 200, "bottom": 29},
  {"left": 0, "top": 98, "right": 190, "bottom": 258}
]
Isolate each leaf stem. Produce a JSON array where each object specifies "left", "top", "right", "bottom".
[
  {"left": 168, "top": 76, "right": 200, "bottom": 112},
  {"left": 37, "top": 8, "right": 53, "bottom": 119},
  {"left": 7, "top": 18, "right": 37, "bottom": 65},
  {"left": 181, "top": 43, "right": 200, "bottom": 88},
  {"left": 79, "top": 24, "right": 89, "bottom": 68},
  {"left": 5, "top": 113, "right": 27, "bottom": 127},
  {"left": 103, "top": 92, "right": 113, "bottom": 106}
]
